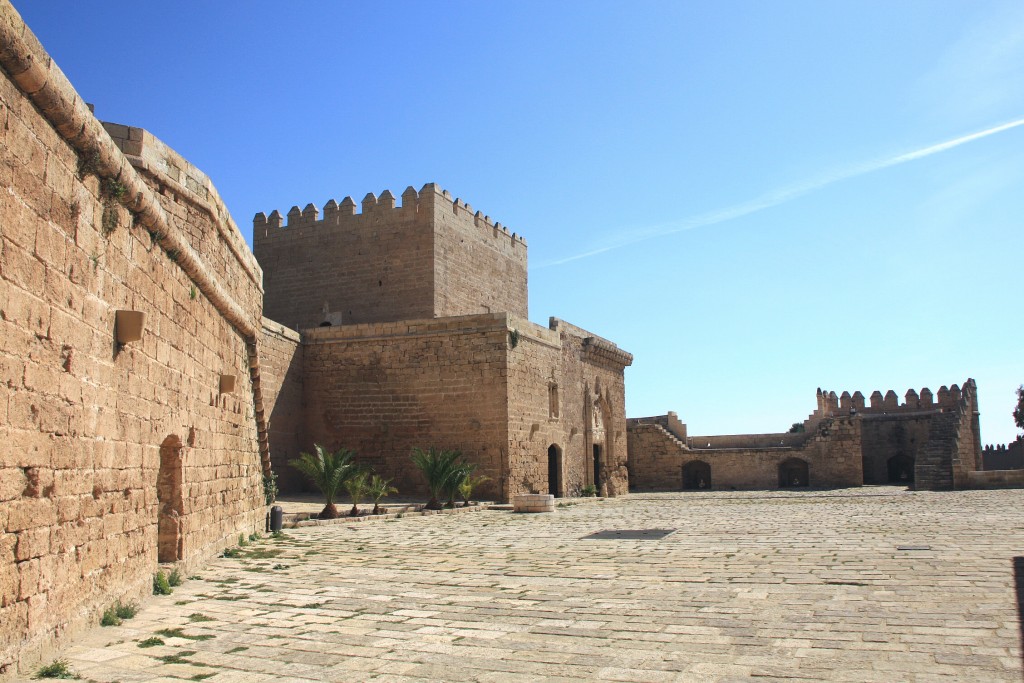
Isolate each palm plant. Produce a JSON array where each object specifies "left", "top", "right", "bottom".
[
  {"left": 367, "top": 474, "right": 398, "bottom": 515},
  {"left": 444, "top": 461, "right": 475, "bottom": 508},
  {"left": 410, "top": 447, "right": 464, "bottom": 510},
  {"left": 344, "top": 470, "right": 370, "bottom": 516},
  {"left": 290, "top": 444, "right": 358, "bottom": 519},
  {"left": 457, "top": 473, "right": 490, "bottom": 507}
]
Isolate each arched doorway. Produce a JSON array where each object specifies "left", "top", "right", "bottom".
[
  {"left": 158, "top": 435, "right": 184, "bottom": 563},
  {"left": 592, "top": 444, "right": 603, "bottom": 492},
  {"left": 682, "top": 461, "right": 711, "bottom": 490},
  {"left": 778, "top": 458, "right": 809, "bottom": 488},
  {"left": 887, "top": 453, "right": 914, "bottom": 485},
  {"left": 547, "top": 444, "right": 562, "bottom": 497}
]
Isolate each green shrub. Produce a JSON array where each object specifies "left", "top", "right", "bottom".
[
  {"left": 32, "top": 658, "right": 77, "bottom": 679},
  {"left": 167, "top": 567, "right": 183, "bottom": 587},
  {"left": 138, "top": 637, "right": 164, "bottom": 648},
  {"left": 581, "top": 484, "right": 598, "bottom": 497},
  {"left": 153, "top": 570, "right": 173, "bottom": 595}
]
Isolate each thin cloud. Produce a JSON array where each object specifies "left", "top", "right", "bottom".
[{"left": 535, "top": 118, "right": 1024, "bottom": 269}]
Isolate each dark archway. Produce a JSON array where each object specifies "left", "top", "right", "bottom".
[
  {"left": 887, "top": 453, "right": 914, "bottom": 485},
  {"left": 158, "top": 435, "right": 185, "bottom": 563},
  {"left": 593, "top": 444, "right": 603, "bottom": 492},
  {"left": 682, "top": 460, "right": 712, "bottom": 490},
  {"left": 778, "top": 457, "right": 809, "bottom": 488},
  {"left": 547, "top": 444, "right": 562, "bottom": 497}
]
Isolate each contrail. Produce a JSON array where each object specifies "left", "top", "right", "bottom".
[{"left": 535, "top": 117, "right": 1024, "bottom": 268}]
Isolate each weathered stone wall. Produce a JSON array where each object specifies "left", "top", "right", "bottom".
[
  {"left": 0, "top": 9, "right": 266, "bottom": 675},
  {"left": 628, "top": 418, "right": 862, "bottom": 491},
  {"left": 253, "top": 185, "right": 527, "bottom": 331},
  {"left": 433, "top": 191, "right": 527, "bottom": 319},
  {"left": 983, "top": 439, "right": 1024, "bottom": 471},
  {"left": 503, "top": 317, "right": 631, "bottom": 498},
  {"left": 253, "top": 190, "right": 435, "bottom": 330},
  {"left": 860, "top": 415, "right": 933, "bottom": 485},
  {"left": 258, "top": 319, "right": 304, "bottom": 493},
  {"left": 299, "top": 314, "right": 511, "bottom": 499}
]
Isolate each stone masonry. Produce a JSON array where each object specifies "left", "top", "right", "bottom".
[
  {"left": 0, "top": 4, "right": 270, "bottom": 676},
  {"left": 628, "top": 379, "right": 987, "bottom": 492}
]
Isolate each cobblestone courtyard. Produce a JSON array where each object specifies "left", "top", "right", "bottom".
[{"left": 48, "top": 489, "right": 1024, "bottom": 682}]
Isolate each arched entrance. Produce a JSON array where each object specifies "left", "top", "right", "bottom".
[
  {"left": 778, "top": 457, "right": 809, "bottom": 488},
  {"left": 547, "top": 444, "right": 562, "bottom": 497},
  {"left": 682, "top": 461, "right": 711, "bottom": 490},
  {"left": 592, "top": 444, "right": 603, "bottom": 492},
  {"left": 158, "top": 435, "right": 184, "bottom": 563},
  {"left": 887, "top": 453, "right": 914, "bottom": 485}
]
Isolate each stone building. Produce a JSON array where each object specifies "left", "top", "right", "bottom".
[
  {"left": 628, "top": 380, "right": 987, "bottom": 491},
  {"left": 253, "top": 189, "right": 633, "bottom": 500}
]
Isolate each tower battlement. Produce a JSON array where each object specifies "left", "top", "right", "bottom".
[
  {"left": 253, "top": 183, "right": 529, "bottom": 330},
  {"left": 812, "top": 379, "right": 976, "bottom": 417},
  {"left": 254, "top": 183, "right": 526, "bottom": 250}
]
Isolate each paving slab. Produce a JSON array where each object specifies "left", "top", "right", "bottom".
[{"left": 19, "top": 488, "right": 1024, "bottom": 682}]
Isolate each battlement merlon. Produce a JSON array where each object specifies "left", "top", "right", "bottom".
[
  {"left": 253, "top": 183, "right": 527, "bottom": 248},
  {"left": 813, "top": 379, "right": 976, "bottom": 416}
]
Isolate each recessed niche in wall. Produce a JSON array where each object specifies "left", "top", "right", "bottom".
[
  {"left": 219, "top": 375, "right": 236, "bottom": 394},
  {"left": 115, "top": 310, "right": 145, "bottom": 344}
]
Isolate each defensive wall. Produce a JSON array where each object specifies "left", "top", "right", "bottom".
[
  {"left": 253, "top": 186, "right": 528, "bottom": 331},
  {"left": 627, "top": 380, "right": 983, "bottom": 491},
  {"left": 982, "top": 439, "right": 1024, "bottom": 471},
  {"left": 0, "top": 4, "right": 269, "bottom": 676},
  {"left": 258, "top": 313, "right": 632, "bottom": 501}
]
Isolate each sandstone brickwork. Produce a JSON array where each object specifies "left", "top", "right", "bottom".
[
  {"left": 0, "top": 4, "right": 269, "bottom": 675},
  {"left": 983, "top": 438, "right": 1024, "bottom": 470},
  {"left": 270, "top": 313, "right": 632, "bottom": 501},
  {"left": 253, "top": 186, "right": 527, "bottom": 331},
  {"left": 258, "top": 319, "right": 304, "bottom": 493},
  {"left": 628, "top": 379, "right": 985, "bottom": 492}
]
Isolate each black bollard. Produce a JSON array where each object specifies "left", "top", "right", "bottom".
[{"left": 270, "top": 505, "right": 283, "bottom": 533}]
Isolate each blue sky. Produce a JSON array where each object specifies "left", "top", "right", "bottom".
[{"left": 17, "top": 1, "right": 1023, "bottom": 444}]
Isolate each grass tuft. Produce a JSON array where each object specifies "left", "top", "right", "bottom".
[{"left": 33, "top": 659, "right": 78, "bottom": 679}]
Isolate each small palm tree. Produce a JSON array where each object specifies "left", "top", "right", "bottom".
[
  {"left": 290, "top": 444, "right": 358, "bottom": 519},
  {"left": 411, "top": 447, "right": 463, "bottom": 510},
  {"left": 458, "top": 473, "right": 490, "bottom": 507},
  {"left": 344, "top": 470, "right": 369, "bottom": 517},
  {"left": 367, "top": 474, "right": 398, "bottom": 515},
  {"left": 444, "top": 461, "right": 475, "bottom": 508}
]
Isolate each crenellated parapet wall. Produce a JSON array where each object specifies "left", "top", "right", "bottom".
[
  {"left": 810, "top": 383, "right": 964, "bottom": 419},
  {"left": 254, "top": 183, "right": 525, "bottom": 250},
  {"left": 983, "top": 439, "right": 1024, "bottom": 471},
  {"left": 253, "top": 184, "right": 529, "bottom": 330}
]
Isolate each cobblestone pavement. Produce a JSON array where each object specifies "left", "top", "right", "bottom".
[{"left": 43, "top": 489, "right": 1024, "bottom": 682}]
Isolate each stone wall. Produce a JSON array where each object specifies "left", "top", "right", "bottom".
[
  {"left": 253, "top": 185, "right": 527, "bottom": 331},
  {"left": 433, "top": 192, "right": 528, "bottom": 320},
  {"left": 299, "top": 314, "right": 511, "bottom": 499},
  {"left": 274, "top": 313, "right": 631, "bottom": 502},
  {"left": 0, "top": 7, "right": 267, "bottom": 675},
  {"left": 258, "top": 319, "right": 304, "bottom": 493},
  {"left": 504, "top": 317, "right": 632, "bottom": 498},
  {"left": 628, "top": 418, "right": 862, "bottom": 491},
  {"left": 983, "top": 439, "right": 1024, "bottom": 471}
]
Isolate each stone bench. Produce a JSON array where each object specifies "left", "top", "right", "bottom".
[{"left": 513, "top": 493, "right": 555, "bottom": 513}]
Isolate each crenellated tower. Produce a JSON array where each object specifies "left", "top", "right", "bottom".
[{"left": 253, "top": 183, "right": 528, "bottom": 330}]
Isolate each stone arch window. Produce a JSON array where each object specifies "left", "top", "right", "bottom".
[
  {"left": 778, "top": 457, "right": 809, "bottom": 488},
  {"left": 682, "top": 460, "right": 711, "bottom": 490},
  {"left": 548, "top": 382, "right": 560, "bottom": 419},
  {"left": 158, "top": 435, "right": 185, "bottom": 563}
]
